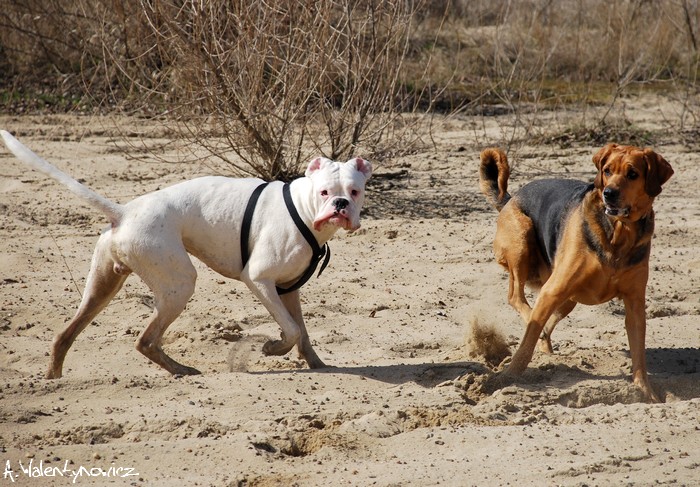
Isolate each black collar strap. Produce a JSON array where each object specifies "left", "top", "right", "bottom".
[
  {"left": 240, "top": 182, "right": 269, "bottom": 273},
  {"left": 240, "top": 182, "right": 331, "bottom": 295}
]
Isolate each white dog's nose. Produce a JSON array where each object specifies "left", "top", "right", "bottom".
[{"left": 333, "top": 198, "right": 349, "bottom": 212}]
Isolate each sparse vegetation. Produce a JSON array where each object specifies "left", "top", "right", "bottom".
[
  {"left": 536, "top": 118, "right": 658, "bottom": 149},
  {"left": 1, "top": 0, "right": 700, "bottom": 176}
]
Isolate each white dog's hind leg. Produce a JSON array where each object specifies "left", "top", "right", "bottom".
[
  {"left": 47, "top": 235, "right": 128, "bottom": 379},
  {"left": 134, "top": 250, "right": 200, "bottom": 375},
  {"left": 280, "top": 290, "right": 326, "bottom": 368}
]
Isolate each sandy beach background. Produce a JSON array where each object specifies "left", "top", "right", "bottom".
[{"left": 1, "top": 96, "right": 699, "bottom": 486}]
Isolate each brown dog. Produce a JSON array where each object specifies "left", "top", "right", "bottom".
[{"left": 479, "top": 144, "right": 673, "bottom": 402}]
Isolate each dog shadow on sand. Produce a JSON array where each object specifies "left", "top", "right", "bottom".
[
  {"left": 646, "top": 347, "right": 700, "bottom": 400},
  {"left": 242, "top": 345, "right": 700, "bottom": 404},
  {"left": 244, "top": 358, "right": 489, "bottom": 389}
]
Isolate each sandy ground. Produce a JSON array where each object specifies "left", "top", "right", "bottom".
[{"left": 1, "top": 97, "right": 699, "bottom": 486}]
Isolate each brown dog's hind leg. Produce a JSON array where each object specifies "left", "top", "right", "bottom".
[
  {"left": 494, "top": 205, "right": 537, "bottom": 324},
  {"left": 506, "top": 259, "right": 533, "bottom": 325},
  {"left": 46, "top": 237, "right": 128, "bottom": 379}
]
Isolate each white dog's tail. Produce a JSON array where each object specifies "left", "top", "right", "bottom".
[{"left": 1, "top": 130, "right": 123, "bottom": 225}]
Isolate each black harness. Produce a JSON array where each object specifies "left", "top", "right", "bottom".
[{"left": 240, "top": 182, "right": 331, "bottom": 295}]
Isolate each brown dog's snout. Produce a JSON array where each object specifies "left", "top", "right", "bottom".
[{"left": 603, "top": 186, "right": 620, "bottom": 203}]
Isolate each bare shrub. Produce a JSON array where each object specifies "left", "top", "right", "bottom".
[
  {"left": 100, "top": 1, "right": 432, "bottom": 180},
  {"left": 0, "top": 0, "right": 156, "bottom": 110},
  {"left": 1, "top": 1, "right": 431, "bottom": 177},
  {"left": 3, "top": 0, "right": 700, "bottom": 161},
  {"left": 432, "top": 0, "right": 700, "bottom": 151}
]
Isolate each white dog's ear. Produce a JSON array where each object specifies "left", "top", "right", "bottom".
[
  {"left": 348, "top": 157, "right": 372, "bottom": 180},
  {"left": 305, "top": 157, "right": 334, "bottom": 177}
]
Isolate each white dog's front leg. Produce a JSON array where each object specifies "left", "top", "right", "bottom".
[
  {"left": 279, "top": 290, "right": 327, "bottom": 368},
  {"left": 245, "top": 279, "right": 301, "bottom": 357}
]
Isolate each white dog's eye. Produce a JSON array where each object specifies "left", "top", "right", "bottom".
[
  {"left": 321, "top": 190, "right": 328, "bottom": 197},
  {"left": 351, "top": 189, "right": 359, "bottom": 197}
]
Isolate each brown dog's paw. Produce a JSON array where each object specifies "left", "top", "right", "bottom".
[
  {"left": 298, "top": 348, "right": 328, "bottom": 369},
  {"left": 480, "top": 371, "right": 517, "bottom": 395},
  {"left": 172, "top": 364, "right": 202, "bottom": 376},
  {"left": 45, "top": 370, "right": 62, "bottom": 380},
  {"left": 306, "top": 357, "right": 329, "bottom": 369}
]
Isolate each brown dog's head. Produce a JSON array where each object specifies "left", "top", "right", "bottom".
[{"left": 592, "top": 143, "right": 673, "bottom": 221}]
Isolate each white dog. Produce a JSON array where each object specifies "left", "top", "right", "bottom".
[{"left": 1, "top": 130, "right": 372, "bottom": 378}]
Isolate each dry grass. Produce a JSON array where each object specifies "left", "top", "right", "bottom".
[{"left": 2, "top": 0, "right": 700, "bottom": 175}]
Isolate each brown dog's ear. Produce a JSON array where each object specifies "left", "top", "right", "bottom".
[
  {"left": 643, "top": 149, "right": 674, "bottom": 197},
  {"left": 592, "top": 143, "right": 618, "bottom": 189}
]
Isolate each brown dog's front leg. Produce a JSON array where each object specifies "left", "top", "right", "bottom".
[
  {"left": 623, "top": 295, "right": 661, "bottom": 403},
  {"left": 485, "top": 297, "right": 559, "bottom": 395},
  {"left": 507, "top": 284, "right": 569, "bottom": 375},
  {"left": 538, "top": 299, "right": 577, "bottom": 354}
]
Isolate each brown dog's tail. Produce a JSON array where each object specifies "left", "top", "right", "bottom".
[{"left": 479, "top": 148, "right": 511, "bottom": 212}]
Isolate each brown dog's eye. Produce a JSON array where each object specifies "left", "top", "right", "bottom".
[
  {"left": 603, "top": 168, "right": 612, "bottom": 177},
  {"left": 627, "top": 170, "right": 638, "bottom": 180}
]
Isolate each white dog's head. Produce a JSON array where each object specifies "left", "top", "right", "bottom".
[{"left": 305, "top": 157, "right": 372, "bottom": 232}]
